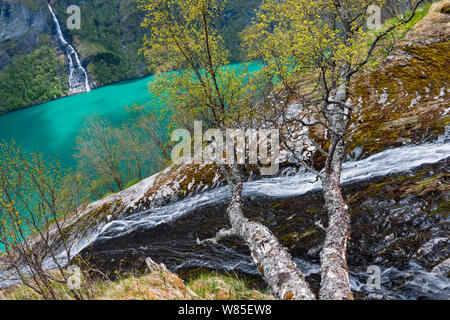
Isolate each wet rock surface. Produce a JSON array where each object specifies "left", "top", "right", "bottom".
[
  {"left": 80, "top": 159, "right": 449, "bottom": 300},
  {"left": 0, "top": 0, "right": 47, "bottom": 42},
  {"left": 0, "top": 0, "right": 48, "bottom": 68}
]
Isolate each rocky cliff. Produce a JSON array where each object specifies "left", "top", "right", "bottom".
[
  {"left": 0, "top": 0, "right": 68, "bottom": 113},
  {"left": 0, "top": 0, "right": 48, "bottom": 69}
]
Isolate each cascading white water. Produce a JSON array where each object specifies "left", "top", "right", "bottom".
[
  {"left": 47, "top": 3, "right": 91, "bottom": 94},
  {"left": 1, "top": 140, "right": 449, "bottom": 297}
]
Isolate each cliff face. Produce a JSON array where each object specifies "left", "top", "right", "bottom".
[
  {"left": 0, "top": 0, "right": 47, "bottom": 41},
  {"left": 0, "top": 0, "right": 48, "bottom": 69}
]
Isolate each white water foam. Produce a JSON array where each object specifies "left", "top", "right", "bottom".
[
  {"left": 1, "top": 140, "right": 449, "bottom": 296},
  {"left": 48, "top": 3, "right": 90, "bottom": 94}
]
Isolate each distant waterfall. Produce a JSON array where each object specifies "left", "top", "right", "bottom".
[{"left": 47, "top": 3, "right": 91, "bottom": 94}]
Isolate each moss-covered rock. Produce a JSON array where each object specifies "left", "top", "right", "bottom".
[{"left": 348, "top": 40, "right": 449, "bottom": 159}]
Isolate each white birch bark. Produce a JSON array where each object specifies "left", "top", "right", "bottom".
[
  {"left": 222, "top": 165, "right": 316, "bottom": 300},
  {"left": 318, "top": 80, "right": 353, "bottom": 300}
]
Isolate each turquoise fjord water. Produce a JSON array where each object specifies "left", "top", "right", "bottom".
[
  {"left": 0, "top": 75, "right": 158, "bottom": 252},
  {"left": 0, "top": 62, "right": 262, "bottom": 169},
  {"left": 0, "top": 62, "right": 261, "bottom": 252},
  {"left": 0, "top": 75, "right": 156, "bottom": 167}
]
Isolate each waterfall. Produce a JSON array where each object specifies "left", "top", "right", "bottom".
[{"left": 47, "top": 3, "right": 91, "bottom": 94}]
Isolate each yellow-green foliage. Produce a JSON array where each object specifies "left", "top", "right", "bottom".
[
  {"left": 0, "top": 141, "right": 88, "bottom": 250},
  {"left": 139, "top": 0, "right": 228, "bottom": 72},
  {"left": 244, "top": 0, "right": 440, "bottom": 168},
  {"left": 246, "top": 0, "right": 388, "bottom": 77},
  {"left": 383, "top": 1, "right": 432, "bottom": 35},
  {"left": 0, "top": 46, "right": 68, "bottom": 114}
]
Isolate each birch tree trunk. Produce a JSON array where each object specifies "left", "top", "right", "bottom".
[
  {"left": 318, "top": 78, "right": 353, "bottom": 300},
  {"left": 319, "top": 139, "right": 352, "bottom": 300},
  {"left": 223, "top": 165, "right": 316, "bottom": 300}
]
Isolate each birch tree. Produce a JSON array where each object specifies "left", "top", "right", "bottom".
[
  {"left": 246, "top": 0, "right": 426, "bottom": 299},
  {"left": 75, "top": 113, "right": 169, "bottom": 197},
  {"left": 0, "top": 141, "right": 89, "bottom": 299},
  {"left": 138, "top": 0, "right": 315, "bottom": 299},
  {"left": 75, "top": 116, "right": 125, "bottom": 193}
]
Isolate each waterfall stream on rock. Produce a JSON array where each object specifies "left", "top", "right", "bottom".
[
  {"left": 0, "top": 135, "right": 450, "bottom": 299},
  {"left": 47, "top": 3, "right": 91, "bottom": 94},
  {"left": 1, "top": 141, "right": 449, "bottom": 298}
]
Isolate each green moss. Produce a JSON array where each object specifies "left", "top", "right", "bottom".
[
  {"left": 279, "top": 232, "right": 296, "bottom": 245},
  {"left": 428, "top": 201, "right": 450, "bottom": 219},
  {"left": 365, "top": 181, "right": 389, "bottom": 197},
  {"left": 125, "top": 179, "right": 140, "bottom": 189},
  {"left": 270, "top": 202, "right": 283, "bottom": 209}
]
